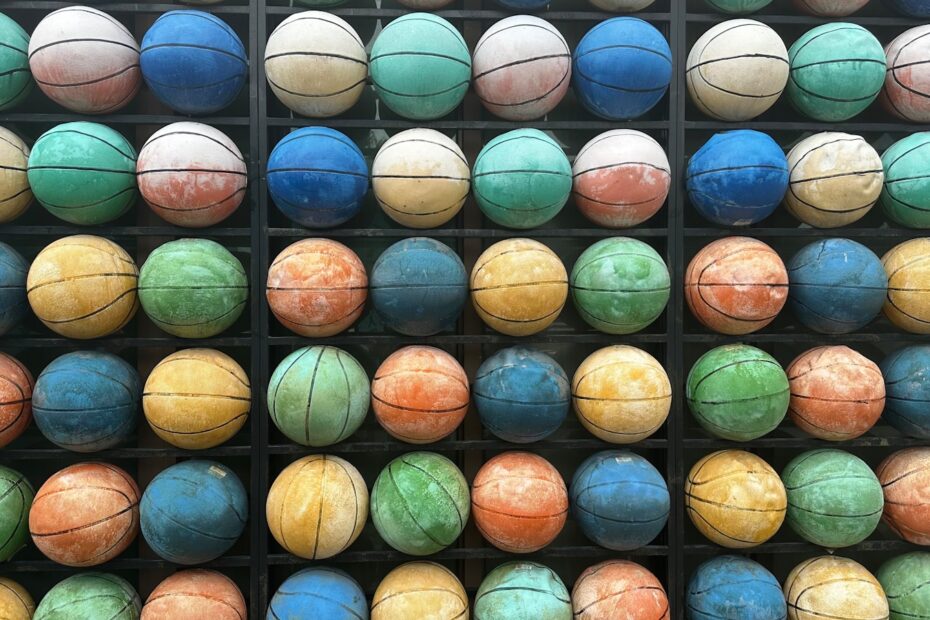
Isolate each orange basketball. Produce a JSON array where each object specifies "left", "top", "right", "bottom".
[
  {"left": 572, "top": 560, "right": 670, "bottom": 620},
  {"left": 0, "top": 353, "right": 31, "bottom": 448},
  {"left": 371, "top": 346, "right": 468, "bottom": 444},
  {"left": 877, "top": 448, "right": 930, "bottom": 545},
  {"left": 471, "top": 452, "right": 567, "bottom": 553},
  {"left": 142, "top": 569, "right": 246, "bottom": 620}
]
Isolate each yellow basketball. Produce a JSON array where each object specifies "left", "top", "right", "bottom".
[
  {"left": 685, "top": 450, "right": 786, "bottom": 548},
  {"left": 470, "top": 238, "right": 568, "bottom": 336},
  {"left": 143, "top": 349, "right": 250, "bottom": 450},
  {"left": 883, "top": 238, "right": 930, "bottom": 334},
  {"left": 572, "top": 345, "right": 671, "bottom": 443},
  {"left": 27, "top": 235, "right": 138, "bottom": 339},
  {"left": 784, "top": 556, "right": 888, "bottom": 620},
  {"left": 0, "top": 127, "right": 31, "bottom": 223},
  {"left": 266, "top": 455, "right": 368, "bottom": 560},
  {"left": 0, "top": 577, "right": 33, "bottom": 620},
  {"left": 372, "top": 562, "right": 468, "bottom": 620}
]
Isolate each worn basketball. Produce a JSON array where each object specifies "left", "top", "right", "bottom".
[
  {"left": 372, "top": 562, "right": 467, "bottom": 620},
  {"left": 794, "top": 0, "right": 869, "bottom": 15},
  {"left": 472, "top": 452, "right": 568, "bottom": 553},
  {"left": 30, "top": 462, "right": 139, "bottom": 567},
  {"left": 27, "top": 235, "right": 139, "bottom": 339},
  {"left": 0, "top": 577, "right": 34, "bottom": 620},
  {"left": 704, "top": 0, "right": 772, "bottom": 11},
  {"left": 574, "top": 560, "right": 669, "bottom": 620},
  {"left": 687, "top": 556, "right": 786, "bottom": 620},
  {"left": 884, "top": 238, "right": 930, "bottom": 333},
  {"left": 475, "top": 562, "right": 571, "bottom": 620},
  {"left": 0, "top": 243, "right": 28, "bottom": 336},
  {"left": 470, "top": 238, "right": 568, "bottom": 336},
  {"left": 784, "top": 556, "right": 888, "bottom": 620},
  {"left": 881, "top": 133, "right": 930, "bottom": 228},
  {"left": 0, "top": 466, "right": 32, "bottom": 561},
  {"left": 267, "top": 455, "right": 367, "bottom": 560},
  {"left": 28, "top": 6, "right": 139, "bottom": 114},
  {"left": 0, "top": 353, "right": 31, "bottom": 449},
  {"left": 888, "top": 0, "right": 930, "bottom": 16},
  {"left": 572, "top": 345, "right": 671, "bottom": 444},
  {"left": 268, "top": 568, "right": 367, "bottom": 620},
  {"left": 268, "top": 345, "right": 369, "bottom": 447},
  {"left": 0, "top": 127, "right": 31, "bottom": 223},
  {"left": 143, "top": 348, "right": 250, "bottom": 450},
  {"left": 265, "top": 12, "right": 367, "bottom": 118},
  {"left": 142, "top": 570, "right": 245, "bottom": 620},
  {"left": 34, "top": 573, "right": 140, "bottom": 620},
  {"left": 877, "top": 552, "right": 930, "bottom": 620},
  {"left": 786, "top": 346, "right": 885, "bottom": 441},
  {"left": 685, "top": 450, "right": 786, "bottom": 548},
  {"left": 881, "top": 345, "right": 930, "bottom": 438},
  {"left": 882, "top": 26, "right": 930, "bottom": 123},
  {"left": 877, "top": 448, "right": 930, "bottom": 545},
  {"left": 0, "top": 14, "right": 31, "bottom": 112}
]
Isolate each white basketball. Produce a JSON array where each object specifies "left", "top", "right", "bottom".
[
  {"left": 793, "top": 0, "right": 870, "bottom": 16},
  {"left": 686, "top": 19, "right": 789, "bottom": 121},
  {"left": 882, "top": 25, "right": 930, "bottom": 123},
  {"left": 473, "top": 16, "right": 571, "bottom": 121},
  {"left": 265, "top": 11, "right": 367, "bottom": 118},
  {"left": 372, "top": 129, "right": 470, "bottom": 229},
  {"left": 588, "top": 0, "right": 656, "bottom": 10}
]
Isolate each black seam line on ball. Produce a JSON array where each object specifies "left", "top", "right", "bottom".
[
  {"left": 474, "top": 300, "right": 564, "bottom": 324},
  {"left": 0, "top": 164, "right": 26, "bottom": 173},
  {"left": 274, "top": 130, "right": 360, "bottom": 153},
  {"left": 574, "top": 161, "right": 669, "bottom": 177},
  {"left": 386, "top": 463, "right": 450, "bottom": 548},
  {"left": 145, "top": 412, "right": 248, "bottom": 435},
  {"left": 377, "top": 138, "right": 467, "bottom": 164},
  {"left": 379, "top": 17, "right": 468, "bottom": 53},
  {"left": 881, "top": 466, "right": 930, "bottom": 488},
  {"left": 573, "top": 393, "right": 669, "bottom": 402},
  {"left": 571, "top": 190, "right": 664, "bottom": 208},
  {"left": 787, "top": 189, "right": 875, "bottom": 213},
  {"left": 887, "top": 254, "right": 930, "bottom": 277},
  {"left": 34, "top": 187, "right": 135, "bottom": 211},
  {"left": 886, "top": 297, "right": 930, "bottom": 323},
  {"left": 687, "top": 53, "right": 789, "bottom": 73},
  {"left": 275, "top": 303, "right": 362, "bottom": 328},
  {"left": 267, "top": 167, "right": 366, "bottom": 178},
  {"left": 28, "top": 165, "right": 134, "bottom": 175},
  {"left": 0, "top": 134, "right": 28, "bottom": 156},
  {"left": 692, "top": 63, "right": 782, "bottom": 101},
  {"left": 371, "top": 394, "right": 465, "bottom": 414},
  {"left": 574, "top": 69, "right": 668, "bottom": 93},
  {"left": 575, "top": 409, "right": 664, "bottom": 435},
  {"left": 268, "top": 285, "right": 367, "bottom": 292},
  {"left": 786, "top": 502, "right": 883, "bottom": 518},
  {"left": 472, "top": 190, "right": 564, "bottom": 214},
  {"left": 0, "top": 42, "right": 26, "bottom": 55},
  {"left": 369, "top": 284, "right": 463, "bottom": 290},
  {"left": 29, "top": 38, "right": 138, "bottom": 59},
  {"left": 686, "top": 164, "right": 786, "bottom": 179},
  {"left": 790, "top": 136, "right": 864, "bottom": 174},
  {"left": 476, "top": 70, "right": 568, "bottom": 107},
  {"left": 141, "top": 43, "right": 247, "bottom": 65},
  {"left": 573, "top": 503, "right": 667, "bottom": 524},
  {"left": 34, "top": 64, "right": 138, "bottom": 88},
  {"left": 399, "top": 456, "right": 465, "bottom": 529},
  {"left": 474, "top": 23, "right": 568, "bottom": 56},
  {"left": 332, "top": 350, "right": 353, "bottom": 443},
  {"left": 887, "top": 174, "right": 930, "bottom": 184},
  {"left": 788, "top": 75, "right": 882, "bottom": 103},
  {"left": 32, "top": 503, "right": 137, "bottom": 538},
  {"left": 370, "top": 79, "right": 469, "bottom": 98},
  {"left": 147, "top": 187, "right": 247, "bottom": 213},
  {"left": 143, "top": 73, "right": 245, "bottom": 91},
  {"left": 694, "top": 294, "right": 780, "bottom": 323},
  {"left": 0, "top": 68, "right": 29, "bottom": 78},
  {"left": 371, "top": 51, "right": 469, "bottom": 67},
  {"left": 686, "top": 493, "right": 785, "bottom": 513},
  {"left": 374, "top": 173, "right": 469, "bottom": 181},
  {"left": 472, "top": 280, "right": 566, "bottom": 292},
  {"left": 476, "top": 586, "right": 570, "bottom": 605},
  {"left": 476, "top": 135, "right": 563, "bottom": 164},
  {"left": 143, "top": 391, "right": 249, "bottom": 401},
  {"left": 372, "top": 588, "right": 464, "bottom": 612},
  {"left": 685, "top": 506, "right": 766, "bottom": 545},
  {"left": 31, "top": 290, "right": 137, "bottom": 323},
  {"left": 34, "top": 129, "right": 134, "bottom": 159},
  {"left": 792, "top": 169, "right": 884, "bottom": 184},
  {"left": 690, "top": 282, "right": 787, "bottom": 288},
  {"left": 690, "top": 390, "right": 789, "bottom": 406},
  {"left": 785, "top": 475, "right": 879, "bottom": 491},
  {"left": 571, "top": 285, "right": 669, "bottom": 293},
  {"left": 474, "top": 392, "right": 567, "bottom": 406},
  {"left": 788, "top": 283, "right": 886, "bottom": 290},
  {"left": 148, "top": 299, "right": 247, "bottom": 328},
  {"left": 791, "top": 393, "right": 880, "bottom": 405},
  {"left": 266, "top": 51, "right": 365, "bottom": 65},
  {"left": 143, "top": 131, "right": 246, "bottom": 162},
  {"left": 271, "top": 16, "right": 364, "bottom": 51},
  {"left": 376, "top": 196, "right": 465, "bottom": 217},
  {"left": 266, "top": 76, "right": 365, "bottom": 98},
  {"left": 885, "top": 138, "right": 930, "bottom": 172},
  {"left": 138, "top": 167, "right": 247, "bottom": 176},
  {"left": 472, "top": 502, "right": 568, "bottom": 519},
  {"left": 474, "top": 53, "right": 570, "bottom": 80},
  {"left": 891, "top": 69, "right": 930, "bottom": 100},
  {"left": 138, "top": 285, "right": 247, "bottom": 290},
  {"left": 691, "top": 359, "right": 784, "bottom": 392},
  {"left": 792, "top": 58, "right": 886, "bottom": 71},
  {"left": 575, "top": 43, "right": 671, "bottom": 64}
]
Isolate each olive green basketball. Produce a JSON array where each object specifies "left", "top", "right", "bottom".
[
  {"left": 881, "top": 133, "right": 930, "bottom": 229},
  {"left": 687, "top": 344, "right": 788, "bottom": 441},
  {"left": 0, "top": 13, "right": 31, "bottom": 111},
  {"left": 27, "top": 122, "right": 136, "bottom": 225},
  {"left": 0, "top": 465, "right": 31, "bottom": 562},
  {"left": 35, "top": 573, "right": 140, "bottom": 620},
  {"left": 138, "top": 239, "right": 248, "bottom": 338},
  {"left": 878, "top": 552, "right": 930, "bottom": 620}
]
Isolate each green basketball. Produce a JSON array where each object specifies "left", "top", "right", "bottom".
[
  {"left": 569, "top": 237, "right": 670, "bottom": 334},
  {"left": 881, "top": 133, "right": 930, "bottom": 229},
  {"left": 782, "top": 449, "right": 883, "bottom": 548},
  {"left": 474, "top": 561, "right": 572, "bottom": 620},
  {"left": 370, "top": 13, "right": 470, "bottom": 120},
  {"left": 703, "top": 0, "right": 772, "bottom": 13},
  {"left": 267, "top": 345, "right": 370, "bottom": 447},
  {"left": 35, "top": 573, "right": 140, "bottom": 620},
  {"left": 371, "top": 452, "right": 469, "bottom": 556},
  {"left": 787, "top": 23, "right": 886, "bottom": 122},
  {"left": 878, "top": 552, "right": 930, "bottom": 620},
  {"left": 0, "top": 13, "right": 31, "bottom": 111},
  {"left": 138, "top": 239, "right": 248, "bottom": 338},
  {"left": 0, "top": 465, "right": 32, "bottom": 562},
  {"left": 27, "top": 122, "right": 136, "bottom": 225},
  {"left": 686, "top": 344, "right": 788, "bottom": 441}
]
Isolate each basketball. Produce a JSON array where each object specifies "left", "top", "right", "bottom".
[
  {"left": 878, "top": 448, "right": 930, "bottom": 545},
  {"left": 140, "top": 460, "right": 247, "bottom": 565},
  {"left": 704, "top": 0, "right": 772, "bottom": 11},
  {"left": 884, "top": 25, "right": 930, "bottom": 122},
  {"left": 472, "top": 452, "right": 567, "bottom": 553},
  {"left": 877, "top": 553, "right": 930, "bottom": 620},
  {"left": 572, "top": 130, "right": 670, "bottom": 228},
  {"left": 589, "top": 0, "right": 656, "bottom": 9},
  {"left": 372, "top": 562, "right": 467, "bottom": 620},
  {"left": 472, "top": 16, "right": 570, "bottom": 121},
  {"left": 881, "top": 133, "right": 930, "bottom": 228},
  {"left": 0, "top": 353, "right": 31, "bottom": 449},
  {"left": 572, "top": 345, "right": 671, "bottom": 443},
  {"left": 267, "top": 127, "right": 368, "bottom": 228},
  {"left": 265, "top": 12, "right": 367, "bottom": 117},
  {"left": 0, "top": 578, "right": 33, "bottom": 620},
  {"left": 687, "top": 556, "right": 786, "bottom": 620},
  {"left": 142, "top": 570, "right": 245, "bottom": 620},
  {"left": 470, "top": 238, "right": 568, "bottom": 336},
  {"left": 267, "top": 239, "right": 367, "bottom": 337},
  {"left": 687, "top": 130, "right": 788, "bottom": 226},
  {"left": 371, "top": 346, "right": 468, "bottom": 443},
  {"left": 28, "top": 6, "right": 139, "bottom": 114},
  {"left": 474, "top": 347, "right": 569, "bottom": 443},
  {"left": 573, "top": 18, "right": 672, "bottom": 120},
  {"left": 268, "top": 568, "right": 367, "bottom": 620},
  {"left": 0, "top": 127, "right": 31, "bottom": 223},
  {"left": 370, "top": 238, "right": 468, "bottom": 336},
  {"left": 881, "top": 345, "right": 930, "bottom": 438},
  {"left": 782, "top": 449, "right": 883, "bottom": 548},
  {"left": 266, "top": 455, "right": 368, "bottom": 560},
  {"left": 786, "top": 345, "right": 885, "bottom": 441},
  {"left": 794, "top": 0, "right": 869, "bottom": 15},
  {"left": 473, "top": 128, "right": 571, "bottom": 229},
  {"left": 785, "top": 132, "right": 883, "bottom": 228},
  {"left": 784, "top": 556, "right": 888, "bottom": 620},
  {"left": 141, "top": 10, "right": 247, "bottom": 115},
  {"left": 398, "top": 0, "right": 454, "bottom": 9},
  {"left": 33, "top": 351, "right": 140, "bottom": 452},
  {"left": 29, "top": 462, "right": 139, "bottom": 567},
  {"left": 571, "top": 450, "right": 669, "bottom": 550},
  {"left": 143, "top": 348, "right": 250, "bottom": 450},
  {"left": 138, "top": 239, "right": 248, "bottom": 338},
  {"left": 371, "top": 452, "right": 470, "bottom": 555},
  {"left": 370, "top": 14, "right": 470, "bottom": 120},
  {"left": 574, "top": 560, "right": 669, "bottom": 620},
  {"left": 887, "top": 0, "right": 930, "bottom": 16},
  {"left": 34, "top": 574, "right": 140, "bottom": 620},
  {"left": 494, "top": 0, "right": 549, "bottom": 9},
  {"left": 474, "top": 562, "right": 571, "bottom": 620},
  {"left": 0, "top": 243, "right": 28, "bottom": 335},
  {"left": 687, "top": 344, "right": 788, "bottom": 441},
  {"left": 788, "top": 238, "right": 887, "bottom": 333},
  {"left": 372, "top": 129, "right": 469, "bottom": 228},
  {"left": 787, "top": 23, "right": 886, "bottom": 122},
  {"left": 0, "top": 14, "right": 31, "bottom": 111},
  {"left": 685, "top": 450, "right": 786, "bottom": 548},
  {"left": 27, "top": 122, "right": 136, "bottom": 225},
  {"left": 0, "top": 466, "right": 32, "bottom": 561},
  {"left": 884, "top": 238, "right": 930, "bottom": 333},
  {"left": 268, "top": 345, "right": 369, "bottom": 447},
  {"left": 687, "top": 20, "right": 788, "bottom": 121},
  {"left": 27, "top": 235, "right": 139, "bottom": 339},
  {"left": 571, "top": 237, "right": 670, "bottom": 334}
]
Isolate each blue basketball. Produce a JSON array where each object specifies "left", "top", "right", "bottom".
[
  {"left": 570, "top": 450, "right": 669, "bottom": 551},
  {"left": 140, "top": 10, "right": 247, "bottom": 115},
  {"left": 572, "top": 18, "right": 672, "bottom": 120},
  {"left": 886, "top": 0, "right": 930, "bottom": 16},
  {"left": 687, "top": 555, "right": 786, "bottom": 620},
  {"left": 140, "top": 460, "right": 247, "bottom": 565},
  {"left": 370, "top": 237, "right": 467, "bottom": 336},
  {"left": 0, "top": 243, "right": 27, "bottom": 336},
  {"left": 33, "top": 351, "right": 140, "bottom": 453},
  {"left": 881, "top": 345, "right": 930, "bottom": 438},
  {"left": 494, "top": 0, "right": 550, "bottom": 9},
  {"left": 787, "top": 238, "right": 887, "bottom": 334},
  {"left": 267, "top": 127, "right": 369, "bottom": 229},
  {"left": 687, "top": 130, "right": 788, "bottom": 226},
  {"left": 473, "top": 347, "right": 569, "bottom": 443},
  {"left": 267, "top": 567, "right": 368, "bottom": 620}
]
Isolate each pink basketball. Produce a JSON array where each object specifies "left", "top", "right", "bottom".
[{"left": 881, "top": 25, "right": 930, "bottom": 123}]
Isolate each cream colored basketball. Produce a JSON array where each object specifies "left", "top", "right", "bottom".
[
  {"left": 686, "top": 19, "right": 789, "bottom": 121},
  {"left": 372, "top": 562, "right": 468, "bottom": 620},
  {"left": 264, "top": 12, "right": 367, "bottom": 118},
  {"left": 784, "top": 556, "right": 889, "bottom": 620},
  {"left": 0, "top": 127, "right": 30, "bottom": 223},
  {"left": 372, "top": 129, "right": 470, "bottom": 228}
]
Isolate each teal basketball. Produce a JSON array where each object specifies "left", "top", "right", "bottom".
[
  {"left": 787, "top": 23, "right": 886, "bottom": 122},
  {"left": 474, "top": 561, "right": 571, "bottom": 620},
  {"left": 138, "top": 239, "right": 248, "bottom": 338},
  {"left": 35, "top": 573, "right": 140, "bottom": 620},
  {"left": 0, "top": 465, "right": 31, "bottom": 561},
  {"left": 570, "top": 237, "right": 670, "bottom": 334},
  {"left": 473, "top": 129, "right": 571, "bottom": 229},
  {"left": 703, "top": 0, "right": 772, "bottom": 12},
  {"left": 878, "top": 552, "right": 930, "bottom": 620},
  {"left": 370, "top": 13, "right": 470, "bottom": 120},
  {"left": 882, "top": 133, "right": 930, "bottom": 229},
  {"left": 0, "top": 13, "right": 31, "bottom": 111}
]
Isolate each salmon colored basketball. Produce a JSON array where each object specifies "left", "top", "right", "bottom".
[
  {"left": 142, "top": 569, "right": 246, "bottom": 620},
  {"left": 0, "top": 353, "right": 31, "bottom": 449},
  {"left": 471, "top": 452, "right": 568, "bottom": 553},
  {"left": 266, "top": 239, "right": 368, "bottom": 337},
  {"left": 371, "top": 346, "right": 469, "bottom": 444},
  {"left": 572, "top": 560, "right": 670, "bottom": 620},
  {"left": 877, "top": 448, "right": 930, "bottom": 545}
]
